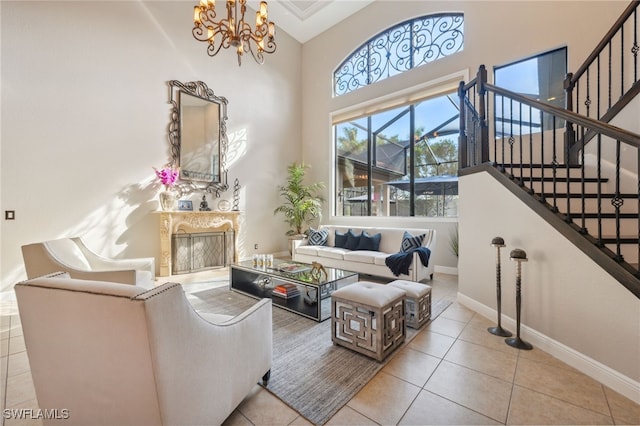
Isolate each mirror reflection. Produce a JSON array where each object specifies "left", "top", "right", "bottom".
[
  {"left": 180, "top": 91, "right": 220, "bottom": 182},
  {"left": 168, "top": 80, "right": 229, "bottom": 197}
]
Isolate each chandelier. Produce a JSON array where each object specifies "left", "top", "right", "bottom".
[{"left": 193, "top": 0, "right": 276, "bottom": 66}]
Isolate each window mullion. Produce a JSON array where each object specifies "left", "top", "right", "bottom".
[
  {"left": 367, "top": 115, "right": 373, "bottom": 216},
  {"left": 409, "top": 104, "right": 416, "bottom": 216}
]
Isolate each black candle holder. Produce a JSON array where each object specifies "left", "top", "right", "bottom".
[
  {"left": 505, "top": 248, "right": 533, "bottom": 350},
  {"left": 488, "top": 237, "right": 512, "bottom": 337},
  {"left": 232, "top": 178, "right": 240, "bottom": 211}
]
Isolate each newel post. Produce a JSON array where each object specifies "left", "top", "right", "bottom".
[
  {"left": 563, "top": 72, "right": 578, "bottom": 164},
  {"left": 477, "top": 65, "right": 490, "bottom": 163},
  {"left": 458, "top": 81, "right": 468, "bottom": 169}
]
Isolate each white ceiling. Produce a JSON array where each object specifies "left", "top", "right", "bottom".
[{"left": 247, "top": 0, "right": 375, "bottom": 43}]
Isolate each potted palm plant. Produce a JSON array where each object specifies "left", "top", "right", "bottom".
[{"left": 274, "top": 163, "right": 324, "bottom": 250}]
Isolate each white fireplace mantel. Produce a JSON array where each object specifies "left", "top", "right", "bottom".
[{"left": 157, "top": 210, "right": 241, "bottom": 276}]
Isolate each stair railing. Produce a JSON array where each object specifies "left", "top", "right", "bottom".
[
  {"left": 564, "top": 1, "right": 639, "bottom": 156},
  {"left": 459, "top": 65, "right": 640, "bottom": 288}
]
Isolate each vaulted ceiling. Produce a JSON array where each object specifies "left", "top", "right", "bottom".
[{"left": 248, "top": 0, "right": 375, "bottom": 43}]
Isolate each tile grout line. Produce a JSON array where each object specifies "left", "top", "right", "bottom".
[
  {"left": 599, "top": 383, "right": 617, "bottom": 425},
  {"left": 345, "top": 300, "right": 460, "bottom": 426},
  {"left": 453, "top": 312, "right": 509, "bottom": 425},
  {"left": 503, "top": 351, "right": 521, "bottom": 425},
  {"left": 421, "top": 311, "right": 511, "bottom": 425}
]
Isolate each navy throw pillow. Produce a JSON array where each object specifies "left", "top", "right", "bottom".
[
  {"left": 344, "top": 229, "right": 361, "bottom": 250},
  {"left": 400, "top": 231, "right": 426, "bottom": 252},
  {"left": 357, "top": 231, "right": 382, "bottom": 251},
  {"left": 308, "top": 228, "right": 328, "bottom": 246},
  {"left": 334, "top": 231, "right": 348, "bottom": 248}
]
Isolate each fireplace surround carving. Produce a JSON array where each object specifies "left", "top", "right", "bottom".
[{"left": 158, "top": 211, "right": 240, "bottom": 276}]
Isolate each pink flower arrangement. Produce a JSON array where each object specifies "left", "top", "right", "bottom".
[{"left": 154, "top": 165, "right": 179, "bottom": 189}]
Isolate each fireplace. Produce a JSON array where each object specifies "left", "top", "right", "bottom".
[
  {"left": 157, "top": 211, "right": 240, "bottom": 276},
  {"left": 172, "top": 231, "right": 234, "bottom": 274}
]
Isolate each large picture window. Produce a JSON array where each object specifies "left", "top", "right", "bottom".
[
  {"left": 494, "top": 47, "right": 567, "bottom": 135},
  {"left": 334, "top": 13, "right": 464, "bottom": 97},
  {"left": 335, "top": 92, "right": 459, "bottom": 217}
]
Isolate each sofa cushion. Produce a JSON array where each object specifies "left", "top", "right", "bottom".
[
  {"left": 308, "top": 228, "right": 328, "bottom": 246},
  {"left": 343, "top": 251, "right": 376, "bottom": 264},
  {"left": 400, "top": 231, "right": 426, "bottom": 252},
  {"left": 344, "top": 229, "right": 361, "bottom": 250},
  {"left": 334, "top": 231, "right": 348, "bottom": 248},
  {"left": 317, "top": 247, "right": 349, "bottom": 260},
  {"left": 357, "top": 231, "right": 381, "bottom": 251},
  {"left": 373, "top": 253, "right": 394, "bottom": 266},
  {"left": 296, "top": 245, "right": 319, "bottom": 256}
]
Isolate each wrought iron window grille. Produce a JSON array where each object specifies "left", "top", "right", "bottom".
[{"left": 334, "top": 13, "right": 464, "bottom": 97}]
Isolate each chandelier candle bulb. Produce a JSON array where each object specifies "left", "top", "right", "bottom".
[{"left": 194, "top": 6, "right": 201, "bottom": 24}]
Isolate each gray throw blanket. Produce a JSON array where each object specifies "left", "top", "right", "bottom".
[{"left": 385, "top": 247, "right": 431, "bottom": 276}]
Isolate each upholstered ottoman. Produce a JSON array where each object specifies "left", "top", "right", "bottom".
[
  {"left": 331, "top": 281, "right": 406, "bottom": 361},
  {"left": 388, "top": 280, "right": 432, "bottom": 329}
]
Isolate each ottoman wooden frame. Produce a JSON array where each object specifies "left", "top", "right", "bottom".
[
  {"left": 388, "top": 280, "right": 432, "bottom": 329},
  {"left": 331, "top": 282, "right": 406, "bottom": 362}
]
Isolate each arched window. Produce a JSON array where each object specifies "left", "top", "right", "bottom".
[{"left": 334, "top": 13, "right": 464, "bottom": 97}]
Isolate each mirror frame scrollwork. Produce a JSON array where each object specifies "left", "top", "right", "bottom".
[{"left": 168, "top": 80, "right": 229, "bottom": 197}]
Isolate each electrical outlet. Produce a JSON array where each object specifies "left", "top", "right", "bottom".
[
  {"left": 254, "top": 243, "right": 258, "bottom": 250},
  {"left": 5, "top": 210, "right": 15, "bottom": 220}
]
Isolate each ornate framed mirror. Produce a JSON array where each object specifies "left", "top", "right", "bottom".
[{"left": 168, "top": 80, "right": 229, "bottom": 197}]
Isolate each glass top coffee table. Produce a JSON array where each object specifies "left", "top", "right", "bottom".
[{"left": 230, "top": 259, "right": 358, "bottom": 321}]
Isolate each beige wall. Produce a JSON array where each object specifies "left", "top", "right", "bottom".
[
  {"left": 458, "top": 171, "right": 640, "bottom": 401},
  {"left": 0, "top": 1, "right": 302, "bottom": 291},
  {"left": 300, "top": 1, "right": 627, "bottom": 271}
]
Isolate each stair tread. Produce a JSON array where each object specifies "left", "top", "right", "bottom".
[
  {"left": 600, "top": 237, "right": 639, "bottom": 243},
  {"left": 568, "top": 212, "right": 638, "bottom": 218},
  {"left": 525, "top": 177, "right": 608, "bottom": 182},
  {"left": 541, "top": 193, "right": 637, "bottom": 198},
  {"left": 499, "top": 163, "right": 581, "bottom": 169}
]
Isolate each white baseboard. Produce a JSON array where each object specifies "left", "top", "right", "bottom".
[
  {"left": 435, "top": 265, "right": 458, "bottom": 275},
  {"left": 457, "top": 293, "right": 640, "bottom": 404}
]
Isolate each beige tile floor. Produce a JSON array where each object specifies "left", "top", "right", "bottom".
[{"left": 1, "top": 270, "right": 639, "bottom": 426}]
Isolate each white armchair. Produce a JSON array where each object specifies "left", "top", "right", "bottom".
[
  {"left": 21, "top": 237, "right": 155, "bottom": 288},
  {"left": 14, "top": 272, "right": 273, "bottom": 426}
]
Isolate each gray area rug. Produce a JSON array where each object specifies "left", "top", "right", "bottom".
[{"left": 188, "top": 286, "right": 452, "bottom": 425}]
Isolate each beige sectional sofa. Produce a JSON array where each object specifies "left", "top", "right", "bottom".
[{"left": 293, "top": 225, "right": 436, "bottom": 282}]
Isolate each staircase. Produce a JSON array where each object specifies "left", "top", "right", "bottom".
[{"left": 458, "top": 1, "right": 640, "bottom": 298}]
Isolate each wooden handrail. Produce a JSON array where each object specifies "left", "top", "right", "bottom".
[
  {"left": 486, "top": 82, "right": 640, "bottom": 148},
  {"left": 569, "top": 1, "right": 638, "bottom": 85}
]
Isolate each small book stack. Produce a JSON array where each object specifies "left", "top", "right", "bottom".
[{"left": 272, "top": 283, "right": 300, "bottom": 299}]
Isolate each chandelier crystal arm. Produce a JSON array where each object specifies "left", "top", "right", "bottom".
[{"left": 192, "top": 0, "right": 277, "bottom": 66}]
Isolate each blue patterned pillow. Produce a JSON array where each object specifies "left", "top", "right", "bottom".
[
  {"left": 308, "top": 228, "right": 328, "bottom": 246},
  {"left": 344, "top": 229, "right": 361, "bottom": 250},
  {"left": 357, "top": 231, "right": 382, "bottom": 251},
  {"left": 334, "top": 231, "right": 348, "bottom": 248},
  {"left": 400, "top": 231, "right": 426, "bottom": 252}
]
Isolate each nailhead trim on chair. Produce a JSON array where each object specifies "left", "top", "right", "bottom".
[
  {"left": 133, "top": 283, "right": 183, "bottom": 300},
  {"left": 22, "top": 271, "right": 70, "bottom": 281},
  {"left": 16, "top": 272, "right": 159, "bottom": 300}
]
